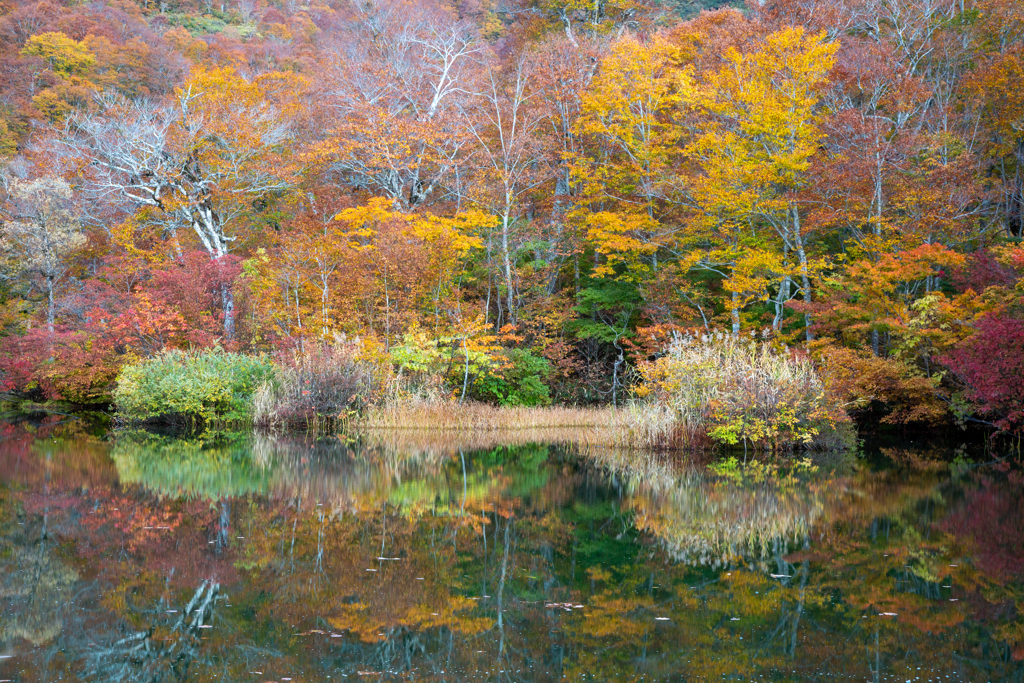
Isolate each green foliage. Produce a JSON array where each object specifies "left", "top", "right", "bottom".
[
  {"left": 389, "top": 333, "right": 450, "bottom": 377},
  {"left": 114, "top": 349, "right": 275, "bottom": 428},
  {"left": 472, "top": 349, "right": 553, "bottom": 407},
  {"left": 111, "top": 430, "right": 269, "bottom": 498},
  {"left": 388, "top": 444, "right": 552, "bottom": 509},
  {"left": 572, "top": 279, "right": 641, "bottom": 343},
  {"left": 707, "top": 455, "right": 742, "bottom": 482},
  {"left": 162, "top": 13, "right": 229, "bottom": 35}
]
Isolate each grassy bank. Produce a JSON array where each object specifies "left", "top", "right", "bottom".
[{"left": 112, "top": 335, "right": 855, "bottom": 454}]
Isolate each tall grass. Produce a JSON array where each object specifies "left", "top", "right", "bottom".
[
  {"left": 253, "top": 341, "right": 387, "bottom": 432},
  {"left": 356, "top": 399, "right": 701, "bottom": 454},
  {"left": 640, "top": 332, "right": 854, "bottom": 452}
]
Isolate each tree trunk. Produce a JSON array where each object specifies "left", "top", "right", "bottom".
[
  {"left": 792, "top": 205, "right": 814, "bottom": 341},
  {"left": 731, "top": 290, "right": 741, "bottom": 335},
  {"left": 773, "top": 275, "right": 791, "bottom": 331},
  {"left": 460, "top": 336, "right": 470, "bottom": 404},
  {"left": 873, "top": 151, "right": 884, "bottom": 238},
  {"left": 221, "top": 282, "right": 235, "bottom": 342},
  {"left": 496, "top": 517, "right": 511, "bottom": 649},
  {"left": 46, "top": 274, "right": 55, "bottom": 335},
  {"left": 501, "top": 212, "right": 515, "bottom": 326},
  {"left": 611, "top": 344, "right": 623, "bottom": 408},
  {"left": 788, "top": 548, "right": 809, "bottom": 657}
]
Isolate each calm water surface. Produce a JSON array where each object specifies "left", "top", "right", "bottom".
[{"left": 1, "top": 417, "right": 1022, "bottom": 682}]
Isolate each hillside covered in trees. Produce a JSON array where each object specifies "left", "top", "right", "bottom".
[{"left": 1, "top": 0, "right": 1023, "bottom": 436}]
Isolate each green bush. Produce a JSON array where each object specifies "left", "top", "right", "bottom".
[
  {"left": 114, "top": 349, "right": 275, "bottom": 428},
  {"left": 112, "top": 430, "right": 269, "bottom": 498},
  {"left": 472, "top": 348, "right": 552, "bottom": 407}
]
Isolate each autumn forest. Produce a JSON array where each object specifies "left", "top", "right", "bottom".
[
  {"left": 4, "top": 0, "right": 1024, "bottom": 677},
  {"left": 2, "top": 0, "right": 1024, "bottom": 440}
]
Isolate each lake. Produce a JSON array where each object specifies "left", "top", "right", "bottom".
[{"left": 1, "top": 416, "right": 1022, "bottom": 682}]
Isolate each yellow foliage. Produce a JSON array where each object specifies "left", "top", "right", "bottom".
[{"left": 21, "top": 32, "right": 96, "bottom": 77}]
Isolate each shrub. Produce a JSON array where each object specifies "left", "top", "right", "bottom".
[
  {"left": 639, "top": 332, "right": 853, "bottom": 451},
  {"left": 161, "top": 12, "right": 229, "bottom": 35},
  {"left": 253, "top": 340, "right": 389, "bottom": 431},
  {"left": 0, "top": 327, "right": 121, "bottom": 404},
  {"left": 114, "top": 348, "right": 275, "bottom": 428},
  {"left": 471, "top": 348, "right": 552, "bottom": 407},
  {"left": 112, "top": 430, "right": 269, "bottom": 499}
]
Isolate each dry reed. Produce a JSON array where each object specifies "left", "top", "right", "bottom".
[
  {"left": 640, "top": 331, "right": 855, "bottom": 451},
  {"left": 356, "top": 398, "right": 706, "bottom": 455}
]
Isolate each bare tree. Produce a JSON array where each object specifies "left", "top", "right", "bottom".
[
  {"left": 53, "top": 88, "right": 293, "bottom": 339},
  {"left": 318, "top": 0, "right": 484, "bottom": 209},
  {"left": 0, "top": 174, "right": 85, "bottom": 334},
  {"left": 84, "top": 580, "right": 221, "bottom": 683},
  {"left": 466, "top": 57, "right": 547, "bottom": 327},
  {"left": 236, "top": 0, "right": 259, "bottom": 22}
]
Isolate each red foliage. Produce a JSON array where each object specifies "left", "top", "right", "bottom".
[
  {"left": 77, "top": 494, "right": 182, "bottom": 555},
  {"left": 939, "top": 314, "right": 1024, "bottom": 432},
  {"left": 949, "top": 249, "right": 1020, "bottom": 294},
  {"left": 0, "top": 250, "right": 244, "bottom": 402},
  {"left": 0, "top": 326, "right": 123, "bottom": 402},
  {"left": 141, "top": 251, "right": 242, "bottom": 348},
  {"left": 940, "top": 472, "right": 1024, "bottom": 582}
]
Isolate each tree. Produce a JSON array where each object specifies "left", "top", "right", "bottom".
[
  {"left": 467, "top": 57, "right": 547, "bottom": 327},
  {"left": 0, "top": 174, "right": 85, "bottom": 334},
  {"left": 314, "top": 0, "right": 483, "bottom": 209},
  {"left": 20, "top": 31, "right": 95, "bottom": 78},
  {"left": 572, "top": 34, "right": 685, "bottom": 285},
  {"left": 680, "top": 26, "right": 837, "bottom": 338},
  {"left": 55, "top": 67, "right": 302, "bottom": 340}
]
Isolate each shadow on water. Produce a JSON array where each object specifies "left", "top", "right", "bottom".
[{"left": 0, "top": 416, "right": 1022, "bottom": 682}]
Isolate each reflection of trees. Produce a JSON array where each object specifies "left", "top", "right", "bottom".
[
  {"left": 0, "top": 417, "right": 117, "bottom": 490},
  {"left": 629, "top": 468, "right": 832, "bottom": 570},
  {"left": 4, "top": 426, "right": 1024, "bottom": 682},
  {"left": 84, "top": 580, "right": 220, "bottom": 683},
  {"left": 0, "top": 532, "right": 78, "bottom": 645},
  {"left": 114, "top": 433, "right": 556, "bottom": 516}
]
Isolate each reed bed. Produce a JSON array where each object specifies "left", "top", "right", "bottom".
[{"left": 356, "top": 399, "right": 706, "bottom": 454}]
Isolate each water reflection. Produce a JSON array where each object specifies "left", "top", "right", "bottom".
[{"left": 0, "top": 417, "right": 1021, "bottom": 682}]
